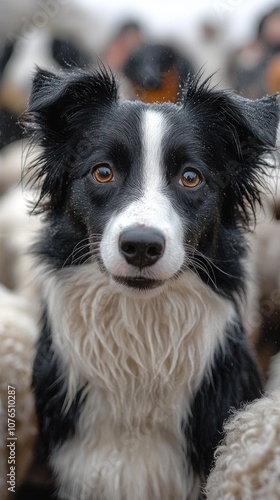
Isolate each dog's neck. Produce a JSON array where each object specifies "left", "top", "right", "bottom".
[
  {"left": 42, "top": 262, "right": 235, "bottom": 500},
  {"left": 42, "top": 263, "right": 235, "bottom": 424}
]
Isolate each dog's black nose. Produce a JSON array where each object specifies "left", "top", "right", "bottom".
[{"left": 119, "top": 227, "right": 165, "bottom": 268}]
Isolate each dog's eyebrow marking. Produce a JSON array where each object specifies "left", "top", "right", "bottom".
[{"left": 141, "top": 109, "right": 166, "bottom": 193}]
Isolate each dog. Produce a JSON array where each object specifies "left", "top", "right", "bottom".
[
  {"left": 25, "top": 67, "right": 279, "bottom": 500},
  {"left": 122, "top": 44, "right": 193, "bottom": 103}
]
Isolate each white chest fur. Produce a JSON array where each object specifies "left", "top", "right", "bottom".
[{"left": 43, "top": 265, "right": 235, "bottom": 500}]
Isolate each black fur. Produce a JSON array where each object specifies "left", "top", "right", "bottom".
[{"left": 33, "top": 312, "right": 85, "bottom": 454}]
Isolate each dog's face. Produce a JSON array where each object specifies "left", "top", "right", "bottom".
[
  {"left": 26, "top": 69, "right": 279, "bottom": 297},
  {"left": 84, "top": 104, "right": 224, "bottom": 294}
]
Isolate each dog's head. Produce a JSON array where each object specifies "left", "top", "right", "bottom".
[{"left": 26, "top": 68, "right": 279, "bottom": 297}]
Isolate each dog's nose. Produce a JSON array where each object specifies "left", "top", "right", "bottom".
[{"left": 119, "top": 227, "right": 165, "bottom": 268}]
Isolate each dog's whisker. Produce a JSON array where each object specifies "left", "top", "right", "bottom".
[
  {"left": 71, "top": 249, "right": 100, "bottom": 266},
  {"left": 183, "top": 254, "right": 218, "bottom": 289},
  {"left": 62, "top": 239, "right": 92, "bottom": 267},
  {"left": 184, "top": 244, "right": 239, "bottom": 280},
  {"left": 63, "top": 239, "right": 102, "bottom": 268}
]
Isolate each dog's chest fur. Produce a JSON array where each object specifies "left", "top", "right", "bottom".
[{"left": 43, "top": 264, "right": 235, "bottom": 500}]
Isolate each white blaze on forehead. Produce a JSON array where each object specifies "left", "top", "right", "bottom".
[{"left": 141, "top": 109, "right": 166, "bottom": 194}]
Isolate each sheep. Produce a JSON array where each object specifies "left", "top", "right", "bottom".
[
  {"left": 0, "top": 284, "right": 38, "bottom": 499},
  {"left": 205, "top": 389, "right": 280, "bottom": 500}
]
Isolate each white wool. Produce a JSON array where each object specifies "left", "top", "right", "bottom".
[
  {"left": 0, "top": 285, "right": 38, "bottom": 498},
  {"left": 206, "top": 390, "right": 280, "bottom": 500},
  {"left": 0, "top": 185, "right": 41, "bottom": 302}
]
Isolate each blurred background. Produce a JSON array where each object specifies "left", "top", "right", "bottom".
[
  {"left": 1, "top": 0, "right": 280, "bottom": 147},
  {"left": 1, "top": 1, "right": 280, "bottom": 499}
]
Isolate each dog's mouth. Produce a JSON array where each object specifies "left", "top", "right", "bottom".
[{"left": 112, "top": 276, "right": 164, "bottom": 290}]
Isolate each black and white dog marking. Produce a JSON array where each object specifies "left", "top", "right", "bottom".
[{"left": 26, "top": 68, "right": 279, "bottom": 499}]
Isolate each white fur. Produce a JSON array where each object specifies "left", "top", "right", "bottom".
[
  {"left": 41, "top": 262, "right": 236, "bottom": 500},
  {"left": 100, "top": 109, "right": 185, "bottom": 284},
  {"left": 205, "top": 390, "right": 280, "bottom": 500}
]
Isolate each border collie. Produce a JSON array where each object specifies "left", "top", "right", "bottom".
[{"left": 26, "top": 68, "right": 279, "bottom": 500}]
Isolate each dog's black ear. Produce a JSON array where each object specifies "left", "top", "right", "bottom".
[
  {"left": 25, "top": 68, "right": 118, "bottom": 212},
  {"left": 184, "top": 77, "right": 279, "bottom": 224},
  {"left": 28, "top": 67, "right": 118, "bottom": 137},
  {"left": 184, "top": 75, "right": 279, "bottom": 148},
  {"left": 228, "top": 92, "right": 279, "bottom": 148},
  {"left": 223, "top": 93, "right": 279, "bottom": 224}
]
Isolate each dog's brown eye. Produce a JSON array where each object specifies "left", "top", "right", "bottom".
[
  {"left": 92, "top": 164, "right": 114, "bottom": 183},
  {"left": 180, "top": 170, "right": 203, "bottom": 189}
]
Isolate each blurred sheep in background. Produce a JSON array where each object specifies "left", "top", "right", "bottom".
[
  {"left": 228, "top": 6, "right": 280, "bottom": 98},
  {"left": 0, "top": 285, "right": 38, "bottom": 500}
]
